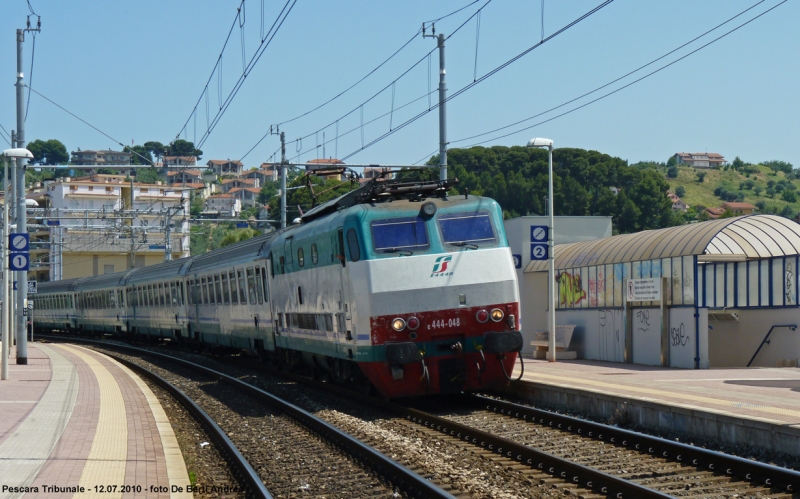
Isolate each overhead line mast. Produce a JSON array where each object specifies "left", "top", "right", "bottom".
[{"left": 423, "top": 24, "right": 447, "bottom": 181}]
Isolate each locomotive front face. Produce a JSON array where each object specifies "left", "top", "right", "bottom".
[{"left": 349, "top": 198, "right": 522, "bottom": 398}]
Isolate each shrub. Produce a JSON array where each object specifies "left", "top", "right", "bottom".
[
  {"left": 667, "top": 166, "right": 679, "bottom": 178},
  {"left": 754, "top": 186, "right": 762, "bottom": 196},
  {"left": 696, "top": 172, "right": 706, "bottom": 183},
  {"left": 766, "top": 188, "right": 776, "bottom": 198},
  {"left": 780, "top": 205, "right": 795, "bottom": 219},
  {"left": 782, "top": 190, "right": 797, "bottom": 203},
  {"left": 755, "top": 200, "right": 766, "bottom": 211},
  {"left": 675, "top": 186, "right": 686, "bottom": 197}
]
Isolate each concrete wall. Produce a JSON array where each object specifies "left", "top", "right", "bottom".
[
  {"left": 61, "top": 253, "right": 165, "bottom": 279},
  {"left": 709, "top": 308, "right": 800, "bottom": 367}
]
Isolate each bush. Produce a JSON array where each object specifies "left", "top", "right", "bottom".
[
  {"left": 675, "top": 186, "right": 685, "bottom": 197},
  {"left": 744, "top": 180, "right": 755, "bottom": 190},
  {"left": 781, "top": 205, "right": 795, "bottom": 219},
  {"left": 767, "top": 180, "right": 776, "bottom": 188},
  {"left": 782, "top": 190, "right": 797, "bottom": 203},
  {"left": 754, "top": 186, "right": 762, "bottom": 196},
  {"left": 667, "top": 166, "right": 679, "bottom": 178},
  {"left": 713, "top": 186, "right": 725, "bottom": 196},
  {"left": 755, "top": 200, "right": 766, "bottom": 211},
  {"left": 696, "top": 172, "right": 706, "bottom": 182},
  {"left": 766, "top": 188, "right": 776, "bottom": 198}
]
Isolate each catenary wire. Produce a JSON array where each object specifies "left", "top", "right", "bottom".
[{"left": 24, "top": 31, "right": 36, "bottom": 122}]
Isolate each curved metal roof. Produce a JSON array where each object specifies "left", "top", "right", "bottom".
[{"left": 525, "top": 215, "right": 800, "bottom": 272}]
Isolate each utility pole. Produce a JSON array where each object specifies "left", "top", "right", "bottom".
[
  {"left": 423, "top": 24, "right": 447, "bottom": 181},
  {"left": 15, "top": 19, "right": 40, "bottom": 365},
  {"left": 271, "top": 126, "right": 287, "bottom": 228}
]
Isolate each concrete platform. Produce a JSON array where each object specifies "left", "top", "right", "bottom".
[
  {"left": 0, "top": 343, "right": 192, "bottom": 499},
  {"left": 509, "top": 356, "right": 800, "bottom": 456}
]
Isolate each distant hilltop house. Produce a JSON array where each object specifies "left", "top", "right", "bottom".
[
  {"left": 672, "top": 152, "right": 727, "bottom": 168},
  {"left": 306, "top": 158, "right": 347, "bottom": 181},
  {"left": 163, "top": 155, "right": 197, "bottom": 167},
  {"left": 206, "top": 159, "right": 243, "bottom": 176},
  {"left": 667, "top": 191, "right": 689, "bottom": 212},
  {"left": 70, "top": 149, "right": 132, "bottom": 165},
  {"left": 705, "top": 202, "right": 756, "bottom": 219}
]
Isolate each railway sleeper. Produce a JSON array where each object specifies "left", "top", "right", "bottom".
[
  {"left": 680, "top": 486, "right": 791, "bottom": 499},
  {"left": 646, "top": 474, "right": 731, "bottom": 490}
]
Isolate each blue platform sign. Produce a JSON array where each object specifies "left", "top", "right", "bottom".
[
  {"left": 9, "top": 233, "right": 29, "bottom": 251},
  {"left": 512, "top": 254, "right": 522, "bottom": 269},
  {"left": 149, "top": 244, "right": 166, "bottom": 250},
  {"left": 530, "top": 225, "right": 548, "bottom": 243},
  {"left": 46, "top": 220, "right": 60, "bottom": 226},
  {"left": 9, "top": 253, "right": 30, "bottom": 271},
  {"left": 236, "top": 222, "right": 248, "bottom": 228},
  {"left": 530, "top": 243, "right": 548, "bottom": 261}
]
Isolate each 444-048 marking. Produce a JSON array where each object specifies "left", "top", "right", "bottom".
[{"left": 428, "top": 318, "right": 461, "bottom": 329}]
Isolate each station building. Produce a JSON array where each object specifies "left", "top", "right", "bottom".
[{"left": 522, "top": 215, "right": 800, "bottom": 369}]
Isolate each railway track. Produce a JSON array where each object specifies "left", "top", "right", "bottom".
[
  {"left": 43, "top": 338, "right": 453, "bottom": 499},
  {"left": 43, "top": 335, "right": 800, "bottom": 498}
]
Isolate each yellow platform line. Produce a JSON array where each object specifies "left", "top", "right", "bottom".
[
  {"left": 104, "top": 355, "right": 194, "bottom": 499},
  {"left": 521, "top": 370, "right": 800, "bottom": 422},
  {"left": 57, "top": 345, "right": 127, "bottom": 499}
]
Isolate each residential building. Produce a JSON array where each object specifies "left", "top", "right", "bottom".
[
  {"left": 204, "top": 194, "right": 241, "bottom": 217},
  {"left": 221, "top": 177, "right": 259, "bottom": 193},
  {"left": 359, "top": 166, "right": 393, "bottom": 185},
  {"left": 206, "top": 159, "right": 243, "bottom": 176},
  {"left": 307, "top": 158, "right": 346, "bottom": 180},
  {"left": 705, "top": 207, "right": 726, "bottom": 219},
  {"left": 228, "top": 187, "right": 262, "bottom": 208},
  {"left": 167, "top": 169, "right": 204, "bottom": 185},
  {"left": 673, "top": 152, "right": 727, "bottom": 168},
  {"left": 722, "top": 201, "right": 756, "bottom": 215},
  {"left": 667, "top": 191, "right": 689, "bottom": 212},
  {"left": 244, "top": 165, "right": 279, "bottom": 183},
  {"left": 70, "top": 149, "right": 132, "bottom": 165},
  {"left": 41, "top": 176, "right": 190, "bottom": 280},
  {"left": 163, "top": 155, "right": 197, "bottom": 167}
]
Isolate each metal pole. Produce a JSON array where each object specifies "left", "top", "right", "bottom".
[
  {"left": 2, "top": 157, "right": 9, "bottom": 379},
  {"left": 437, "top": 33, "right": 447, "bottom": 181},
  {"left": 547, "top": 143, "right": 556, "bottom": 362},
  {"left": 164, "top": 208, "right": 172, "bottom": 261},
  {"left": 15, "top": 29, "right": 28, "bottom": 364},
  {"left": 280, "top": 131, "right": 287, "bottom": 229}
]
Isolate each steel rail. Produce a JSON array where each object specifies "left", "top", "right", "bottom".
[
  {"left": 472, "top": 394, "right": 800, "bottom": 495},
  {"left": 40, "top": 336, "right": 455, "bottom": 499},
  {"left": 108, "top": 353, "right": 273, "bottom": 499}
]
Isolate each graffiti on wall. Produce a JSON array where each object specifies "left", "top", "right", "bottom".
[
  {"left": 670, "top": 322, "right": 689, "bottom": 347},
  {"left": 598, "top": 309, "right": 624, "bottom": 362},
  {"left": 588, "top": 270, "right": 605, "bottom": 308},
  {"left": 557, "top": 271, "right": 586, "bottom": 307},
  {"left": 786, "top": 261, "right": 795, "bottom": 305}
]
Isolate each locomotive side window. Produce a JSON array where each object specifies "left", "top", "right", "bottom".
[
  {"left": 280, "top": 256, "right": 285, "bottom": 274},
  {"left": 298, "top": 247, "right": 304, "bottom": 267},
  {"left": 311, "top": 244, "right": 318, "bottom": 265},
  {"left": 247, "top": 268, "right": 257, "bottom": 304},
  {"left": 370, "top": 217, "right": 428, "bottom": 252},
  {"left": 284, "top": 238, "right": 293, "bottom": 266},
  {"left": 229, "top": 271, "right": 238, "bottom": 304},
  {"left": 346, "top": 228, "right": 361, "bottom": 262},
  {"left": 237, "top": 270, "right": 248, "bottom": 305},
  {"left": 438, "top": 211, "right": 496, "bottom": 246},
  {"left": 221, "top": 274, "right": 230, "bottom": 304}
]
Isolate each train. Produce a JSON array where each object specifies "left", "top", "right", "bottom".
[{"left": 33, "top": 176, "right": 523, "bottom": 398}]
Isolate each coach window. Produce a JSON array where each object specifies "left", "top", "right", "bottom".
[
  {"left": 214, "top": 275, "right": 222, "bottom": 306},
  {"left": 145, "top": 285, "right": 151, "bottom": 307},
  {"left": 237, "top": 269, "right": 248, "bottom": 305},
  {"left": 260, "top": 265, "right": 269, "bottom": 302},
  {"left": 109, "top": 290, "right": 116, "bottom": 308},
  {"left": 171, "top": 282, "right": 178, "bottom": 307},
  {"left": 247, "top": 268, "right": 258, "bottom": 304},
  {"left": 346, "top": 228, "right": 361, "bottom": 262},
  {"left": 297, "top": 247, "right": 305, "bottom": 267},
  {"left": 158, "top": 283, "right": 165, "bottom": 307},
  {"left": 221, "top": 273, "right": 230, "bottom": 304},
  {"left": 178, "top": 282, "right": 185, "bottom": 306},
  {"left": 229, "top": 271, "right": 238, "bottom": 304},
  {"left": 311, "top": 243, "right": 318, "bottom": 265},
  {"left": 200, "top": 277, "right": 207, "bottom": 305},
  {"left": 254, "top": 268, "right": 264, "bottom": 304},
  {"left": 118, "top": 290, "right": 124, "bottom": 308}
]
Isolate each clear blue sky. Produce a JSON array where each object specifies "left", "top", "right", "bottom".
[{"left": 1, "top": 0, "right": 797, "bottom": 169}]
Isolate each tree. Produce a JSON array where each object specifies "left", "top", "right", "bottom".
[
  {"left": 144, "top": 141, "right": 165, "bottom": 162},
  {"left": 780, "top": 205, "right": 795, "bottom": 219},
  {"left": 666, "top": 156, "right": 677, "bottom": 167},
  {"left": 667, "top": 166, "right": 679, "bottom": 178},
  {"left": 782, "top": 189, "right": 797, "bottom": 203},
  {"left": 696, "top": 171, "right": 706, "bottom": 183},
  {"left": 766, "top": 188, "right": 776, "bottom": 198},
  {"left": 732, "top": 156, "right": 744, "bottom": 169},
  {"left": 754, "top": 186, "right": 763, "bottom": 196},
  {"left": 675, "top": 186, "right": 685, "bottom": 197},
  {"left": 27, "top": 139, "right": 69, "bottom": 165},
  {"left": 167, "top": 139, "right": 203, "bottom": 160},
  {"left": 124, "top": 145, "right": 153, "bottom": 165},
  {"left": 763, "top": 160, "right": 793, "bottom": 174},
  {"left": 755, "top": 200, "right": 766, "bottom": 211},
  {"left": 258, "top": 181, "right": 278, "bottom": 205},
  {"left": 135, "top": 167, "right": 160, "bottom": 184}
]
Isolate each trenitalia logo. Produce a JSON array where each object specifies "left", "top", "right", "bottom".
[{"left": 431, "top": 255, "right": 454, "bottom": 277}]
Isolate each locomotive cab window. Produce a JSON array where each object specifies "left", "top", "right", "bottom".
[
  {"left": 438, "top": 211, "right": 496, "bottom": 246},
  {"left": 346, "top": 228, "right": 361, "bottom": 262},
  {"left": 370, "top": 217, "right": 428, "bottom": 253}
]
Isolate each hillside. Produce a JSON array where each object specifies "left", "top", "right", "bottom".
[{"left": 664, "top": 164, "right": 800, "bottom": 218}]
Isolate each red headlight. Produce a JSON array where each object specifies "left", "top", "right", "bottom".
[
  {"left": 407, "top": 317, "right": 420, "bottom": 330},
  {"left": 476, "top": 309, "right": 489, "bottom": 323}
]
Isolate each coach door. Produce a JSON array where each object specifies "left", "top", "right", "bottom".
[{"left": 335, "top": 229, "right": 355, "bottom": 357}]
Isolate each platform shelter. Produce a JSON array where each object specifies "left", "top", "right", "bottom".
[{"left": 525, "top": 214, "right": 800, "bottom": 368}]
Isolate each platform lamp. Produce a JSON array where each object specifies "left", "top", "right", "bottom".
[
  {"left": 526, "top": 138, "right": 557, "bottom": 362},
  {"left": 1, "top": 148, "right": 33, "bottom": 380}
]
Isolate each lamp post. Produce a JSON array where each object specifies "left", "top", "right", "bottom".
[
  {"left": 1, "top": 147, "right": 32, "bottom": 380},
  {"left": 526, "top": 138, "right": 557, "bottom": 362}
]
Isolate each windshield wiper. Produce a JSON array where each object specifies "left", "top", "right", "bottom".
[
  {"left": 446, "top": 242, "right": 478, "bottom": 250},
  {"left": 381, "top": 248, "right": 413, "bottom": 256}
]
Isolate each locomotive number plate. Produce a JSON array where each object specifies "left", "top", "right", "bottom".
[{"left": 428, "top": 318, "right": 461, "bottom": 330}]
